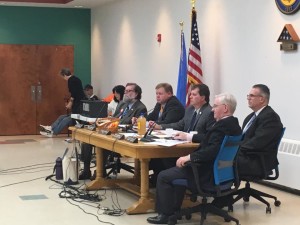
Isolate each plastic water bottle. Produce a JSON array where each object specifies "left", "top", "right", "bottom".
[
  {"left": 55, "top": 157, "right": 63, "bottom": 180},
  {"left": 137, "top": 113, "right": 146, "bottom": 135}
]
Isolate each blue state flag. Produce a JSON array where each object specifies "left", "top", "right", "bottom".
[{"left": 176, "top": 31, "right": 188, "bottom": 106}]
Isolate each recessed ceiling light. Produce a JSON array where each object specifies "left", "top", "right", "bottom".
[{"left": 74, "top": 5, "right": 83, "bottom": 8}]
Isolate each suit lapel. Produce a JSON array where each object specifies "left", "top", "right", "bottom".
[
  {"left": 126, "top": 101, "right": 138, "bottom": 117},
  {"left": 242, "top": 112, "right": 255, "bottom": 129}
]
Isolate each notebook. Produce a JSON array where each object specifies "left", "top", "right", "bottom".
[{"left": 80, "top": 100, "right": 108, "bottom": 118}]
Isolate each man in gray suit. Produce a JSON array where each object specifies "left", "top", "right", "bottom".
[
  {"left": 150, "top": 84, "right": 215, "bottom": 184},
  {"left": 114, "top": 82, "right": 147, "bottom": 123},
  {"left": 154, "top": 84, "right": 215, "bottom": 143},
  {"left": 79, "top": 83, "right": 147, "bottom": 180}
]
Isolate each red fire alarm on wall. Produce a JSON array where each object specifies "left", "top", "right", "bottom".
[{"left": 157, "top": 34, "right": 161, "bottom": 43}]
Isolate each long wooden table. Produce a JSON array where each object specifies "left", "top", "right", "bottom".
[{"left": 70, "top": 127, "right": 198, "bottom": 214}]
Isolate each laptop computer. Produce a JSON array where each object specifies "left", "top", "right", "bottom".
[{"left": 80, "top": 100, "right": 108, "bottom": 118}]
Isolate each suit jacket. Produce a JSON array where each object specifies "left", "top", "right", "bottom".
[
  {"left": 238, "top": 106, "right": 283, "bottom": 176},
  {"left": 147, "top": 96, "right": 185, "bottom": 124},
  {"left": 113, "top": 100, "right": 147, "bottom": 124},
  {"left": 186, "top": 116, "right": 242, "bottom": 187},
  {"left": 161, "top": 103, "right": 215, "bottom": 143}
]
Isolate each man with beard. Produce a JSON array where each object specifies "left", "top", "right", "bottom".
[
  {"left": 79, "top": 83, "right": 147, "bottom": 180},
  {"left": 114, "top": 83, "right": 147, "bottom": 124}
]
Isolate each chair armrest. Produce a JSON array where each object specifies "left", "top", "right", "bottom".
[{"left": 188, "top": 162, "right": 207, "bottom": 196}]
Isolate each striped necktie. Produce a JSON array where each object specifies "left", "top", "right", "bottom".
[
  {"left": 243, "top": 114, "right": 256, "bottom": 134},
  {"left": 187, "top": 111, "right": 197, "bottom": 132}
]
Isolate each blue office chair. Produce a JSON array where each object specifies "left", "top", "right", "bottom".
[
  {"left": 168, "top": 134, "right": 243, "bottom": 225},
  {"left": 230, "top": 127, "right": 286, "bottom": 214}
]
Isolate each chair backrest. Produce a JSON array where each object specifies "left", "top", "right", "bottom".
[
  {"left": 277, "top": 127, "right": 286, "bottom": 149},
  {"left": 173, "top": 135, "right": 243, "bottom": 197},
  {"left": 213, "top": 135, "right": 243, "bottom": 186},
  {"left": 265, "top": 127, "right": 285, "bottom": 180}
]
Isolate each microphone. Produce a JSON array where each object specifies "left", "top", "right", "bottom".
[
  {"left": 87, "top": 102, "right": 108, "bottom": 131},
  {"left": 146, "top": 127, "right": 160, "bottom": 139},
  {"left": 140, "top": 122, "right": 156, "bottom": 142}
]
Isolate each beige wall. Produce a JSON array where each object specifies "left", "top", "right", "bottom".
[{"left": 91, "top": 0, "right": 300, "bottom": 140}]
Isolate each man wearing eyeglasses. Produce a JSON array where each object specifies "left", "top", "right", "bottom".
[
  {"left": 79, "top": 83, "right": 147, "bottom": 180},
  {"left": 114, "top": 83, "right": 147, "bottom": 124},
  {"left": 147, "top": 92, "right": 241, "bottom": 224},
  {"left": 238, "top": 84, "right": 283, "bottom": 176}
]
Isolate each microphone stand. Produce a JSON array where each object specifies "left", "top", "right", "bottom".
[{"left": 140, "top": 123, "right": 156, "bottom": 142}]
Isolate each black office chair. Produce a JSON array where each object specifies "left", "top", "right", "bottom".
[
  {"left": 105, "top": 152, "right": 135, "bottom": 176},
  {"left": 79, "top": 143, "right": 134, "bottom": 179},
  {"left": 230, "top": 127, "right": 285, "bottom": 214},
  {"left": 169, "top": 135, "right": 243, "bottom": 225}
]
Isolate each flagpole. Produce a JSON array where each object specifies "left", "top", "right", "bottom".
[
  {"left": 186, "top": 0, "right": 203, "bottom": 106},
  {"left": 191, "top": 0, "right": 196, "bottom": 8},
  {"left": 179, "top": 21, "right": 184, "bottom": 32},
  {"left": 190, "top": 0, "right": 196, "bottom": 43}
]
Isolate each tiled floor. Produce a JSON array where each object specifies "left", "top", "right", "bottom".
[{"left": 0, "top": 135, "right": 299, "bottom": 225}]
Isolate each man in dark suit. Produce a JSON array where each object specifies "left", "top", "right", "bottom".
[
  {"left": 146, "top": 83, "right": 185, "bottom": 124},
  {"left": 149, "top": 84, "right": 215, "bottom": 183},
  {"left": 135, "top": 83, "right": 184, "bottom": 183},
  {"left": 157, "top": 84, "right": 215, "bottom": 143},
  {"left": 147, "top": 93, "right": 242, "bottom": 224},
  {"left": 79, "top": 83, "right": 147, "bottom": 180},
  {"left": 238, "top": 84, "right": 283, "bottom": 176}
]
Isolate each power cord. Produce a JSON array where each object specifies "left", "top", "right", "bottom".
[
  {"left": 0, "top": 176, "right": 47, "bottom": 188},
  {"left": 0, "top": 162, "right": 54, "bottom": 174},
  {"left": 48, "top": 176, "right": 101, "bottom": 202}
]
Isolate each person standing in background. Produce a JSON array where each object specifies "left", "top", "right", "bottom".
[{"left": 40, "top": 68, "right": 85, "bottom": 137}]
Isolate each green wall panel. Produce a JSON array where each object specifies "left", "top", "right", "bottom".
[{"left": 0, "top": 6, "right": 91, "bottom": 85}]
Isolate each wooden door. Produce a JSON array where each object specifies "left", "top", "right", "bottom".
[
  {"left": 36, "top": 45, "right": 73, "bottom": 132},
  {"left": 0, "top": 44, "right": 74, "bottom": 135}
]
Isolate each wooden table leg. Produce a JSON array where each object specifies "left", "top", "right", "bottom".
[
  {"left": 133, "top": 158, "right": 140, "bottom": 185},
  {"left": 126, "top": 158, "right": 155, "bottom": 214},
  {"left": 86, "top": 147, "right": 118, "bottom": 190}
]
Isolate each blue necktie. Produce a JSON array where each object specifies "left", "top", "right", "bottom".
[
  {"left": 243, "top": 114, "right": 256, "bottom": 134},
  {"left": 187, "top": 111, "right": 197, "bottom": 132},
  {"left": 121, "top": 106, "right": 129, "bottom": 118}
]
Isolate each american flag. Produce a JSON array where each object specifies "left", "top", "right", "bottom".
[{"left": 186, "top": 8, "right": 203, "bottom": 105}]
